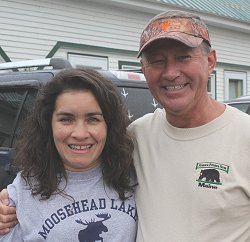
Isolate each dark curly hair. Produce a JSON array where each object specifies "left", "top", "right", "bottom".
[{"left": 14, "top": 68, "right": 136, "bottom": 200}]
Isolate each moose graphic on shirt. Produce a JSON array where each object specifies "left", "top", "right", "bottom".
[{"left": 75, "top": 213, "right": 111, "bottom": 242}]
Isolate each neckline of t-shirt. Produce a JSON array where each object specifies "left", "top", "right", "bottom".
[
  {"left": 160, "top": 105, "right": 233, "bottom": 141},
  {"left": 66, "top": 164, "right": 102, "bottom": 181}
]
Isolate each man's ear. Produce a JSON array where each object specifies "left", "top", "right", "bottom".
[
  {"left": 140, "top": 58, "right": 146, "bottom": 74},
  {"left": 208, "top": 49, "right": 216, "bottom": 75}
]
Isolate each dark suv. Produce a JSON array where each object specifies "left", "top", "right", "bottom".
[{"left": 0, "top": 58, "right": 161, "bottom": 190}]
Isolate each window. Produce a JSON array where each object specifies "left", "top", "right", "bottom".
[
  {"left": 228, "top": 103, "right": 250, "bottom": 113},
  {"left": 68, "top": 53, "right": 108, "bottom": 70},
  {"left": 207, "top": 71, "right": 216, "bottom": 99},
  {"left": 14, "top": 89, "right": 37, "bottom": 145},
  {"left": 229, "top": 79, "right": 243, "bottom": 99},
  {"left": 0, "top": 89, "right": 26, "bottom": 147},
  {"left": 116, "top": 86, "right": 161, "bottom": 122},
  {"left": 0, "top": 88, "right": 37, "bottom": 147},
  {"left": 118, "top": 61, "right": 141, "bottom": 70},
  {"left": 224, "top": 71, "right": 247, "bottom": 100}
]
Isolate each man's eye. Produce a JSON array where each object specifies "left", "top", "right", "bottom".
[
  {"left": 149, "top": 59, "right": 165, "bottom": 65},
  {"left": 177, "top": 55, "right": 191, "bottom": 61}
]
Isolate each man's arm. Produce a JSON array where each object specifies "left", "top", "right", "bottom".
[{"left": 0, "top": 189, "right": 18, "bottom": 235}]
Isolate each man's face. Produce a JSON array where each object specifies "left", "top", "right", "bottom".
[{"left": 141, "top": 39, "right": 216, "bottom": 117}]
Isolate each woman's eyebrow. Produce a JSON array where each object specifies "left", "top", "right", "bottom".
[
  {"left": 86, "top": 112, "right": 103, "bottom": 117},
  {"left": 54, "top": 111, "right": 104, "bottom": 117},
  {"left": 54, "top": 112, "right": 73, "bottom": 116}
]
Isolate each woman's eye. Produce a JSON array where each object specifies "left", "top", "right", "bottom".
[
  {"left": 59, "top": 117, "right": 72, "bottom": 124},
  {"left": 87, "top": 116, "right": 100, "bottom": 123}
]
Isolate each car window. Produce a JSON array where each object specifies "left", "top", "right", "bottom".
[
  {"left": 0, "top": 148, "right": 16, "bottom": 191},
  {"left": 116, "top": 86, "right": 161, "bottom": 121},
  {"left": 228, "top": 103, "right": 250, "bottom": 113},
  {"left": 0, "top": 88, "right": 26, "bottom": 147},
  {"left": 14, "top": 89, "right": 37, "bottom": 146},
  {"left": 0, "top": 88, "right": 37, "bottom": 147}
]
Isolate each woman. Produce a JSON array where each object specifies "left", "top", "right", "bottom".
[{"left": 0, "top": 68, "right": 137, "bottom": 241}]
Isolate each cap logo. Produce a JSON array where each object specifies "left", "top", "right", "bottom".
[{"left": 161, "top": 21, "right": 171, "bottom": 31}]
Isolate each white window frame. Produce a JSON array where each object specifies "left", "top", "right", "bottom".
[
  {"left": 118, "top": 61, "right": 141, "bottom": 70},
  {"left": 224, "top": 71, "right": 247, "bottom": 100},
  {"left": 208, "top": 72, "right": 216, "bottom": 99},
  {"left": 67, "top": 53, "right": 108, "bottom": 70}
]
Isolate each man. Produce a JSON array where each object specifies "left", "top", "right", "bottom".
[
  {"left": 1, "top": 10, "right": 250, "bottom": 242},
  {"left": 130, "top": 10, "right": 250, "bottom": 242}
]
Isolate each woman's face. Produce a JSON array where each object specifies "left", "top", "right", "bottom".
[{"left": 51, "top": 90, "right": 107, "bottom": 172}]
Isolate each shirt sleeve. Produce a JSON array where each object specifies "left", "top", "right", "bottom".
[{"left": 0, "top": 224, "right": 23, "bottom": 241}]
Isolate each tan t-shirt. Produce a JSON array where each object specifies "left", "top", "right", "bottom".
[{"left": 129, "top": 106, "right": 250, "bottom": 242}]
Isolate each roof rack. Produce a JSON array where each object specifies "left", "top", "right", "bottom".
[{"left": 0, "top": 58, "right": 72, "bottom": 71}]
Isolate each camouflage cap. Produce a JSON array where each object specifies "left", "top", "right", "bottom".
[{"left": 137, "top": 10, "right": 211, "bottom": 57}]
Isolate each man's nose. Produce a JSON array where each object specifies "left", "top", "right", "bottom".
[{"left": 161, "top": 59, "right": 180, "bottom": 81}]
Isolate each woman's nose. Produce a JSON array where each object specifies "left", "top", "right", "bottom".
[{"left": 71, "top": 122, "right": 90, "bottom": 139}]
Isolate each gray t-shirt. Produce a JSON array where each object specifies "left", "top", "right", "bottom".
[{"left": 0, "top": 165, "right": 137, "bottom": 242}]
